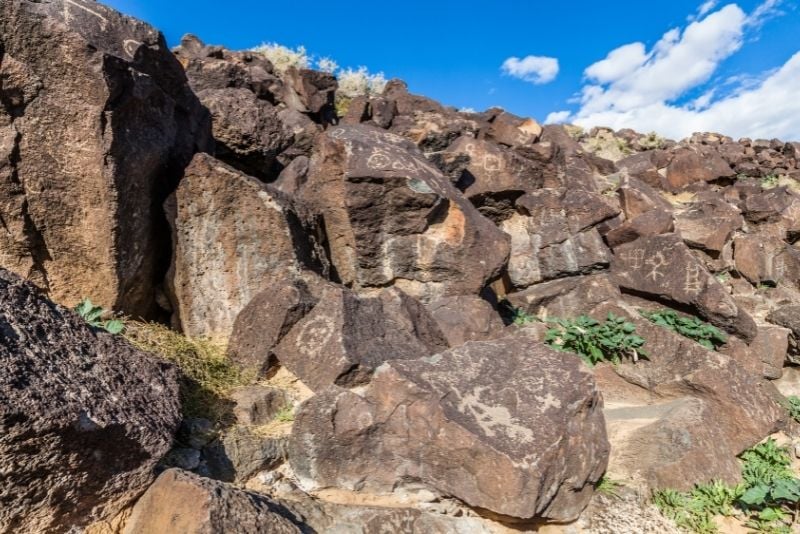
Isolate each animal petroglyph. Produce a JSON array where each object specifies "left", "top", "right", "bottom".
[
  {"left": 457, "top": 387, "right": 534, "bottom": 443},
  {"left": 296, "top": 316, "right": 335, "bottom": 357}
]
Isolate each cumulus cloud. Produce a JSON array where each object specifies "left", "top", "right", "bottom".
[
  {"left": 501, "top": 55, "right": 559, "bottom": 84},
  {"left": 549, "top": 1, "right": 800, "bottom": 140},
  {"left": 698, "top": 0, "right": 718, "bottom": 16}
]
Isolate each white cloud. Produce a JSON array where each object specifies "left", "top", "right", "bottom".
[
  {"left": 698, "top": 0, "right": 718, "bottom": 17},
  {"left": 550, "top": 1, "right": 800, "bottom": 140},
  {"left": 545, "top": 110, "right": 572, "bottom": 124},
  {"left": 501, "top": 55, "right": 559, "bottom": 84}
]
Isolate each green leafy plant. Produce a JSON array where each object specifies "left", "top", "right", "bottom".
[
  {"left": 74, "top": 298, "right": 124, "bottom": 334},
  {"left": 653, "top": 439, "right": 800, "bottom": 533},
  {"left": 596, "top": 475, "right": 623, "bottom": 498},
  {"left": 512, "top": 308, "right": 538, "bottom": 326},
  {"left": 715, "top": 271, "right": 731, "bottom": 283},
  {"left": 784, "top": 395, "right": 800, "bottom": 423},
  {"left": 640, "top": 309, "right": 727, "bottom": 350},
  {"left": 545, "top": 313, "right": 647, "bottom": 366}
]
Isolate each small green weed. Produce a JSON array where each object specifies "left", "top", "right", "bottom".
[
  {"left": 512, "top": 308, "right": 538, "bottom": 326},
  {"left": 640, "top": 309, "right": 727, "bottom": 350},
  {"left": 596, "top": 475, "right": 623, "bottom": 498},
  {"left": 762, "top": 174, "right": 780, "bottom": 189},
  {"left": 784, "top": 395, "right": 800, "bottom": 423},
  {"left": 74, "top": 298, "right": 124, "bottom": 334},
  {"left": 545, "top": 313, "right": 647, "bottom": 366},
  {"left": 273, "top": 405, "right": 295, "bottom": 423}
]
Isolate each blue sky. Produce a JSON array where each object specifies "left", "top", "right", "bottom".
[{"left": 105, "top": 0, "right": 799, "bottom": 140}]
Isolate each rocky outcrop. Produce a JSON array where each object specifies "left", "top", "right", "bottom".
[
  {"left": 290, "top": 333, "right": 609, "bottom": 521},
  {"left": 0, "top": 269, "right": 180, "bottom": 533},
  {"left": 0, "top": 0, "right": 210, "bottom": 317},
  {"left": 297, "top": 124, "right": 509, "bottom": 303},
  {"left": 165, "top": 153, "right": 322, "bottom": 340},
  {"left": 124, "top": 469, "right": 303, "bottom": 534}
]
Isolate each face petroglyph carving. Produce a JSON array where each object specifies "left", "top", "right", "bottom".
[{"left": 295, "top": 315, "right": 336, "bottom": 357}]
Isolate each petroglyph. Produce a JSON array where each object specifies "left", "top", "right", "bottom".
[
  {"left": 644, "top": 252, "right": 669, "bottom": 282},
  {"left": 123, "top": 39, "right": 143, "bottom": 58},
  {"left": 64, "top": 0, "right": 109, "bottom": 30},
  {"left": 296, "top": 316, "right": 335, "bottom": 357},
  {"left": 457, "top": 387, "right": 534, "bottom": 443},
  {"left": 684, "top": 262, "right": 705, "bottom": 295},
  {"left": 483, "top": 153, "right": 502, "bottom": 172},
  {"left": 366, "top": 149, "right": 392, "bottom": 170},
  {"left": 619, "top": 248, "right": 645, "bottom": 270}
]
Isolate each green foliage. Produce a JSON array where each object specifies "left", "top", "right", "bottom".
[
  {"left": 784, "top": 395, "right": 800, "bottom": 423},
  {"left": 273, "top": 405, "right": 295, "bottom": 423},
  {"left": 124, "top": 322, "right": 250, "bottom": 423},
  {"left": 640, "top": 131, "right": 666, "bottom": 150},
  {"left": 545, "top": 313, "right": 647, "bottom": 366},
  {"left": 640, "top": 309, "right": 727, "bottom": 350},
  {"left": 512, "top": 308, "right": 538, "bottom": 326},
  {"left": 762, "top": 174, "right": 780, "bottom": 189},
  {"left": 653, "top": 439, "right": 800, "bottom": 533},
  {"left": 74, "top": 298, "right": 125, "bottom": 334},
  {"left": 596, "top": 476, "right": 623, "bottom": 498},
  {"left": 715, "top": 271, "right": 731, "bottom": 283}
]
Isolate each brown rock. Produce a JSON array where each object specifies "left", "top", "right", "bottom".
[
  {"left": 616, "top": 175, "right": 674, "bottom": 219},
  {"left": 665, "top": 147, "right": 734, "bottom": 191},
  {"left": 605, "top": 209, "right": 674, "bottom": 248},
  {"left": 290, "top": 334, "right": 609, "bottom": 521},
  {"left": 617, "top": 150, "right": 670, "bottom": 189},
  {"left": 721, "top": 325, "right": 789, "bottom": 380},
  {"left": 0, "top": 269, "right": 180, "bottom": 533},
  {"left": 0, "top": 0, "right": 211, "bottom": 317},
  {"left": 674, "top": 198, "right": 743, "bottom": 253},
  {"left": 165, "top": 153, "right": 321, "bottom": 340},
  {"left": 273, "top": 285, "right": 449, "bottom": 391},
  {"left": 506, "top": 274, "right": 622, "bottom": 318},
  {"left": 483, "top": 111, "right": 541, "bottom": 147},
  {"left": 594, "top": 302, "right": 785, "bottom": 491},
  {"left": 426, "top": 295, "right": 504, "bottom": 346},
  {"left": 231, "top": 386, "right": 290, "bottom": 426},
  {"left": 123, "top": 469, "right": 302, "bottom": 534},
  {"left": 281, "top": 67, "right": 337, "bottom": 117},
  {"left": 297, "top": 124, "right": 509, "bottom": 303},
  {"left": 734, "top": 234, "right": 800, "bottom": 286},
  {"left": 612, "top": 234, "right": 756, "bottom": 340},
  {"left": 743, "top": 186, "right": 794, "bottom": 223},
  {"left": 196, "top": 88, "right": 292, "bottom": 179}
]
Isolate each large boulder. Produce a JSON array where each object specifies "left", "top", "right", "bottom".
[
  {"left": 123, "top": 469, "right": 303, "bottom": 534},
  {"left": 297, "top": 124, "right": 509, "bottom": 303},
  {"left": 229, "top": 270, "right": 450, "bottom": 389},
  {"left": 165, "top": 153, "right": 322, "bottom": 340},
  {"left": 593, "top": 301, "right": 786, "bottom": 491},
  {"left": 0, "top": 269, "right": 180, "bottom": 533},
  {"left": 0, "top": 0, "right": 211, "bottom": 317},
  {"left": 289, "top": 334, "right": 609, "bottom": 522},
  {"left": 612, "top": 233, "right": 757, "bottom": 340}
]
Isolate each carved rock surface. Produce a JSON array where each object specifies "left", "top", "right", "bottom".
[
  {"left": 298, "top": 124, "right": 509, "bottom": 303},
  {"left": 0, "top": 0, "right": 211, "bottom": 317},
  {"left": 290, "top": 334, "right": 609, "bottom": 521},
  {"left": 166, "top": 153, "right": 320, "bottom": 340},
  {"left": 0, "top": 269, "right": 180, "bottom": 533}
]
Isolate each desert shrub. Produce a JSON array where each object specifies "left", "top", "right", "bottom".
[
  {"left": 653, "top": 439, "right": 800, "bottom": 533},
  {"left": 640, "top": 309, "right": 727, "bottom": 350},
  {"left": 336, "top": 66, "right": 387, "bottom": 99},
  {"left": 762, "top": 174, "right": 780, "bottom": 189},
  {"left": 124, "top": 322, "right": 249, "bottom": 423},
  {"left": 596, "top": 476, "right": 623, "bottom": 498},
  {"left": 640, "top": 131, "right": 666, "bottom": 150},
  {"left": 784, "top": 395, "right": 800, "bottom": 423},
  {"left": 74, "top": 298, "right": 124, "bottom": 334},
  {"left": 545, "top": 313, "right": 647, "bottom": 366},
  {"left": 251, "top": 42, "right": 310, "bottom": 73}
]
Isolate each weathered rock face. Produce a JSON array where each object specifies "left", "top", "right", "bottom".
[
  {"left": 0, "top": 269, "right": 180, "bottom": 533},
  {"left": 0, "top": 0, "right": 211, "bottom": 317},
  {"left": 166, "top": 153, "right": 322, "bottom": 340},
  {"left": 674, "top": 198, "right": 743, "bottom": 253},
  {"left": 271, "top": 284, "right": 449, "bottom": 391},
  {"left": 499, "top": 188, "right": 617, "bottom": 290},
  {"left": 124, "top": 469, "right": 303, "bottom": 534},
  {"left": 426, "top": 295, "right": 504, "bottom": 347},
  {"left": 594, "top": 302, "right": 785, "bottom": 491},
  {"left": 290, "top": 334, "right": 609, "bottom": 521},
  {"left": 297, "top": 124, "right": 509, "bottom": 303},
  {"left": 665, "top": 146, "right": 734, "bottom": 191},
  {"left": 612, "top": 233, "right": 756, "bottom": 340}
]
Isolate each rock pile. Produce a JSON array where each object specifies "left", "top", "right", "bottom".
[{"left": 2, "top": 0, "right": 800, "bottom": 532}]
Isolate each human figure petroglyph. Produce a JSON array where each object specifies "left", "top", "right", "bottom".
[{"left": 644, "top": 251, "right": 669, "bottom": 282}]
